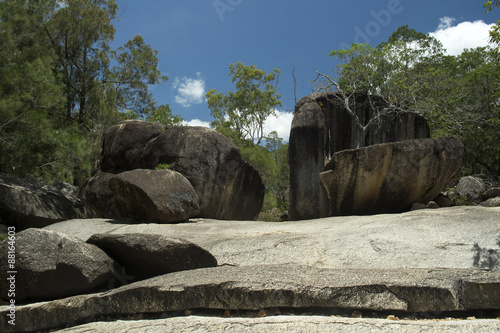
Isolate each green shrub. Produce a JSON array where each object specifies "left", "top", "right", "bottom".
[{"left": 155, "top": 163, "right": 171, "bottom": 170}]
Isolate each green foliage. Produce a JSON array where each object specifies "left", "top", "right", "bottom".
[
  {"left": 453, "top": 196, "right": 469, "bottom": 206},
  {"left": 155, "top": 163, "right": 171, "bottom": 170},
  {"left": 327, "top": 26, "right": 500, "bottom": 176},
  {"left": 206, "top": 62, "right": 288, "bottom": 215},
  {"left": 0, "top": 0, "right": 178, "bottom": 184},
  {"left": 265, "top": 131, "right": 289, "bottom": 212},
  {"left": 257, "top": 208, "right": 283, "bottom": 222},
  {"left": 145, "top": 104, "right": 183, "bottom": 126},
  {"left": 206, "top": 62, "right": 281, "bottom": 145},
  {"left": 485, "top": 0, "right": 500, "bottom": 44}
]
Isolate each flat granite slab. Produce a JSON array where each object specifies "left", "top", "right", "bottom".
[
  {"left": 1, "top": 206, "right": 495, "bottom": 332},
  {"left": 45, "top": 206, "right": 500, "bottom": 269},
  {"left": 1, "top": 265, "right": 499, "bottom": 332}
]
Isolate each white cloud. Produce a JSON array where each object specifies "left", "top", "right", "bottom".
[
  {"left": 173, "top": 72, "right": 206, "bottom": 108},
  {"left": 437, "top": 16, "right": 455, "bottom": 30},
  {"left": 429, "top": 17, "right": 494, "bottom": 56},
  {"left": 182, "top": 110, "right": 293, "bottom": 142},
  {"left": 263, "top": 110, "right": 294, "bottom": 142},
  {"left": 182, "top": 119, "right": 211, "bottom": 128}
]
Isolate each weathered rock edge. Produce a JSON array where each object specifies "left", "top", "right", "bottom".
[
  {"left": 57, "top": 316, "right": 500, "bottom": 333},
  {"left": 1, "top": 265, "right": 498, "bottom": 333}
]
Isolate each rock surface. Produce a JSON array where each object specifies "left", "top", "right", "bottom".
[
  {"left": 0, "top": 229, "right": 118, "bottom": 303},
  {"left": 1, "top": 265, "right": 499, "bottom": 332},
  {"left": 441, "top": 174, "right": 500, "bottom": 207},
  {"left": 0, "top": 206, "right": 497, "bottom": 332},
  {"left": 483, "top": 188, "right": 500, "bottom": 200},
  {"left": 454, "top": 175, "right": 487, "bottom": 204},
  {"left": 83, "top": 120, "right": 264, "bottom": 220},
  {"left": 320, "top": 137, "right": 464, "bottom": 215},
  {"left": 87, "top": 233, "right": 217, "bottom": 280},
  {"left": 288, "top": 98, "right": 329, "bottom": 220},
  {"left": 46, "top": 206, "right": 500, "bottom": 270},
  {"left": 480, "top": 197, "right": 500, "bottom": 207},
  {"left": 83, "top": 169, "right": 199, "bottom": 223},
  {"left": 0, "top": 173, "right": 95, "bottom": 230},
  {"left": 288, "top": 92, "right": 431, "bottom": 220},
  {"left": 99, "top": 120, "right": 166, "bottom": 173},
  {"left": 57, "top": 316, "right": 500, "bottom": 333},
  {"left": 297, "top": 92, "right": 430, "bottom": 155}
]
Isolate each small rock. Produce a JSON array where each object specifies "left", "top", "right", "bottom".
[
  {"left": 257, "top": 309, "right": 267, "bottom": 317},
  {"left": 351, "top": 310, "right": 362, "bottom": 318},
  {"left": 455, "top": 176, "right": 486, "bottom": 204},
  {"left": 480, "top": 197, "right": 500, "bottom": 207},
  {"left": 483, "top": 188, "right": 500, "bottom": 200},
  {"left": 433, "top": 194, "right": 454, "bottom": 207},
  {"left": 411, "top": 203, "right": 428, "bottom": 211},
  {"left": 427, "top": 201, "right": 440, "bottom": 209},
  {"left": 386, "top": 315, "right": 399, "bottom": 320}
]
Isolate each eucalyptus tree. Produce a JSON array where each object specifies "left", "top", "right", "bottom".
[
  {"left": 485, "top": 0, "right": 500, "bottom": 44},
  {"left": 0, "top": 0, "right": 172, "bottom": 183},
  {"left": 206, "top": 62, "right": 281, "bottom": 145}
]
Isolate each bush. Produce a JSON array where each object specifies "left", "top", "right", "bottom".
[{"left": 257, "top": 208, "right": 283, "bottom": 222}]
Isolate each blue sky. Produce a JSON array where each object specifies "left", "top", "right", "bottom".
[{"left": 111, "top": 0, "right": 497, "bottom": 141}]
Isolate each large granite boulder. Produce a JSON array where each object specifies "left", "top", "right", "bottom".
[
  {"left": 45, "top": 206, "right": 500, "bottom": 270},
  {"left": 0, "top": 229, "right": 118, "bottom": 303},
  {"left": 82, "top": 169, "right": 199, "bottom": 223},
  {"left": 289, "top": 92, "right": 435, "bottom": 220},
  {"left": 87, "top": 233, "right": 217, "bottom": 280},
  {"left": 98, "top": 120, "right": 166, "bottom": 173},
  {"left": 83, "top": 120, "right": 264, "bottom": 220},
  {"left": 296, "top": 92, "right": 430, "bottom": 157},
  {"left": 0, "top": 173, "right": 95, "bottom": 230},
  {"left": 288, "top": 98, "right": 330, "bottom": 220},
  {"left": 320, "top": 137, "right": 464, "bottom": 215}
]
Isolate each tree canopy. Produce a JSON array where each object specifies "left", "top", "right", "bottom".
[
  {"left": 0, "top": 0, "right": 181, "bottom": 184},
  {"left": 324, "top": 26, "right": 500, "bottom": 176},
  {"left": 206, "top": 62, "right": 281, "bottom": 146},
  {"left": 485, "top": 0, "right": 500, "bottom": 44}
]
